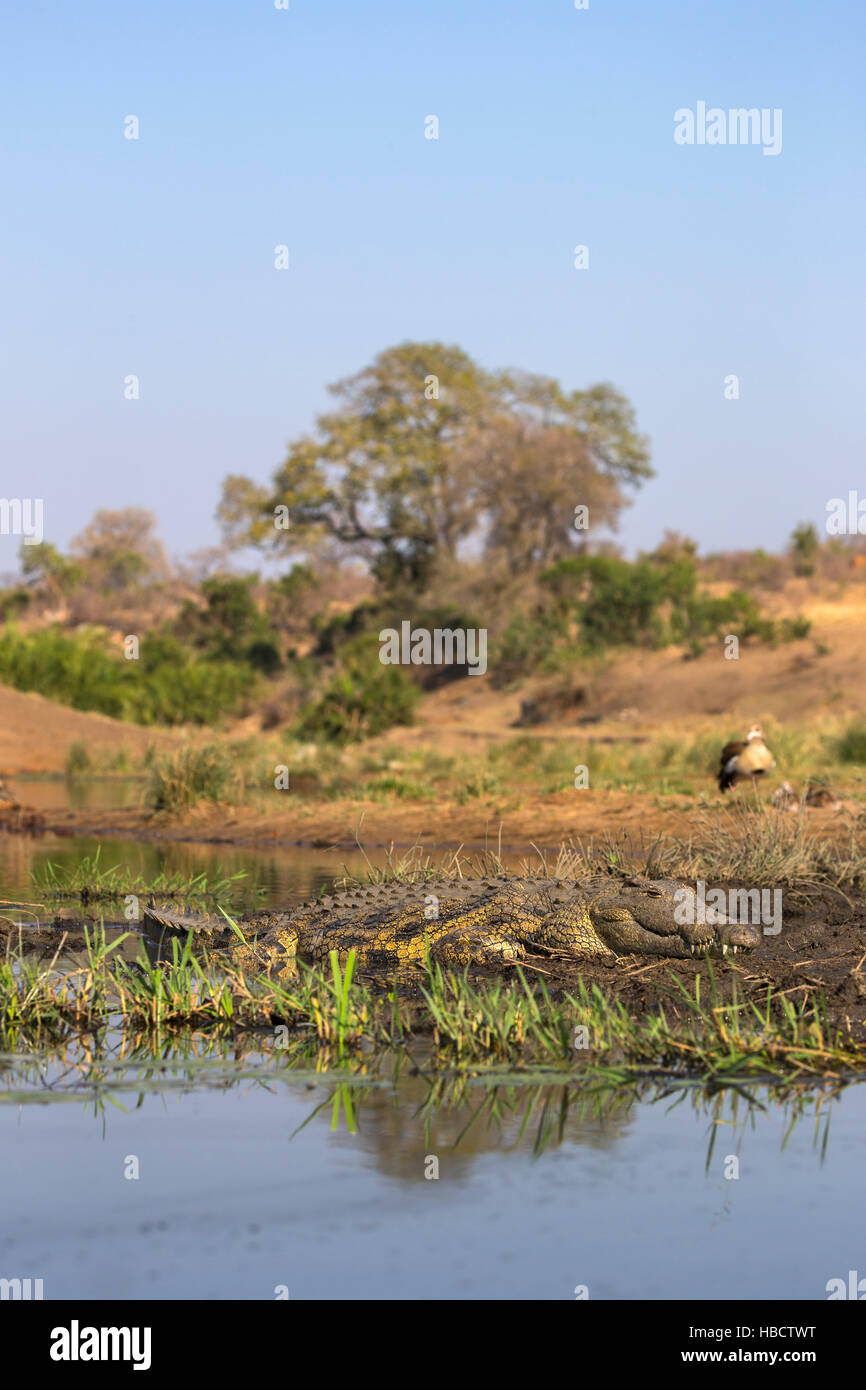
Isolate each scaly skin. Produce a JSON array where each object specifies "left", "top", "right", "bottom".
[{"left": 143, "top": 875, "right": 761, "bottom": 976}]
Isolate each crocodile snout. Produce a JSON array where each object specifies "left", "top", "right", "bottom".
[{"left": 599, "top": 877, "right": 763, "bottom": 957}]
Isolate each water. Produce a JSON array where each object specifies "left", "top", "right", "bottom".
[
  {"left": 1, "top": 820, "right": 864, "bottom": 1300},
  {"left": 1, "top": 1046, "right": 862, "bottom": 1299},
  {"left": 11, "top": 777, "right": 145, "bottom": 814},
  {"left": 0, "top": 823, "right": 382, "bottom": 913}
]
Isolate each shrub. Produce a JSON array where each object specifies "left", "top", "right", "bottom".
[
  {"left": 789, "top": 523, "right": 820, "bottom": 578},
  {"left": 65, "top": 740, "right": 92, "bottom": 779},
  {"left": 833, "top": 721, "right": 866, "bottom": 765},
  {"left": 495, "top": 554, "right": 811, "bottom": 674},
  {"left": 0, "top": 587, "right": 31, "bottom": 620},
  {"left": 174, "top": 574, "right": 283, "bottom": 673},
  {"left": 294, "top": 639, "right": 419, "bottom": 744},
  {"left": 147, "top": 744, "right": 238, "bottom": 812},
  {"left": 490, "top": 612, "right": 568, "bottom": 688},
  {"left": 0, "top": 625, "right": 252, "bottom": 726}
]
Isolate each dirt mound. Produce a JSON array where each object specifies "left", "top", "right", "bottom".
[{"left": 0, "top": 685, "right": 174, "bottom": 776}]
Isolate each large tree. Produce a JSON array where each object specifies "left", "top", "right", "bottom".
[
  {"left": 219, "top": 342, "right": 652, "bottom": 591},
  {"left": 70, "top": 507, "right": 170, "bottom": 590}
]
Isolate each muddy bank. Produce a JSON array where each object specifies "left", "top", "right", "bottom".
[{"left": 24, "top": 787, "right": 860, "bottom": 852}]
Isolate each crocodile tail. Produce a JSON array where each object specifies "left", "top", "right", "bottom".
[{"left": 142, "top": 907, "right": 223, "bottom": 936}]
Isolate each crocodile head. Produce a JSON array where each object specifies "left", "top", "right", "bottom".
[{"left": 586, "top": 877, "right": 761, "bottom": 958}]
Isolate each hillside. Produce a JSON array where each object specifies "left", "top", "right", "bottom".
[
  {"left": 1, "top": 587, "right": 865, "bottom": 775},
  {"left": 1, "top": 586, "right": 864, "bottom": 851},
  {"left": 0, "top": 685, "right": 176, "bottom": 776}
]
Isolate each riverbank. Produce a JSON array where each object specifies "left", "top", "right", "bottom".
[{"left": 18, "top": 782, "right": 856, "bottom": 855}]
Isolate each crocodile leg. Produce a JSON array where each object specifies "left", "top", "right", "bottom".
[
  {"left": 430, "top": 925, "right": 526, "bottom": 968},
  {"left": 522, "top": 901, "right": 617, "bottom": 958},
  {"left": 230, "top": 925, "right": 300, "bottom": 978},
  {"left": 424, "top": 895, "right": 539, "bottom": 967}
]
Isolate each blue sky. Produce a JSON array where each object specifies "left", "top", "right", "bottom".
[{"left": 1, "top": 0, "right": 863, "bottom": 570}]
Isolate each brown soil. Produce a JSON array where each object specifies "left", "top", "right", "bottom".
[
  {"left": 0, "top": 584, "right": 865, "bottom": 778},
  {"left": 31, "top": 786, "right": 858, "bottom": 853},
  {"left": 0, "top": 685, "right": 175, "bottom": 776}
]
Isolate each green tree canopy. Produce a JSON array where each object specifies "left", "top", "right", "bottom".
[
  {"left": 20, "top": 542, "right": 84, "bottom": 599},
  {"left": 218, "top": 342, "right": 652, "bottom": 592}
]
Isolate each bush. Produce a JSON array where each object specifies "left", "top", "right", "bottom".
[
  {"left": 294, "top": 639, "right": 419, "bottom": 744},
  {"left": 0, "top": 587, "right": 32, "bottom": 620},
  {"left": 0, "top": 625, "right": 252, "bottom": 726},
  {"left": 147, "top": 744, "right": 238, "bottom": 812},
  {"left": 312, "top": 600, "right": 388, "bottom": 657},
  {"left": 672, "top": 589, "right": 777, "bottom": 652},
  {"left": 493, "top": 554, "right": 811, "bottom": 672},
  {"left": 490, "top": 612, "right": 568, "bottom": 688},
  {"left": 780, "top": 616, "right": 812, "bottom": 641},
  {"left": 790, "top": 523, "right": 820, "bottom": 578},
  {"left": 539, "top": 554, "right": 685, "bottom": 650},
  {"left": 174, "top": 574, "right": 284, "bottom": 673},
  {"left": 65, "top": 740, "right": 92, "bottom": 779},
  {"left": 833, "top": 721, "right": 866, "bottom": 765}
]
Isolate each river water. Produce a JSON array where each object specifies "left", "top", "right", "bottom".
[{"left": 0, "top": 791, "right": 863, "bottom": 1300}]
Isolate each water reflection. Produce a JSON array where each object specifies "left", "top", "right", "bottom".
[
  {"left": 0, "top": 829, "right": 386, "bottom": 914},
  {"left": 0, "top": 1030, "right": 846, "bottom": 1171},
  {"left": 7, "top": 777, "right": 144, "bottom": 813}
]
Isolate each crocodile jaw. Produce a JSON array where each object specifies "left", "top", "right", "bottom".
[{"left": 589, "top": 879, "right": 762, "bottom": 958}]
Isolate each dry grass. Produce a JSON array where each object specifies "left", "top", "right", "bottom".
[{"left": 331, "top": 803, "right": 866, "bottom": 904}]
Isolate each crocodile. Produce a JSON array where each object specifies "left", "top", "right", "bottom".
[{"left": 142, "top": 874, "right": 761, "bottom": 975}]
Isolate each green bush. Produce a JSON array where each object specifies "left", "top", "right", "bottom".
[
  {"left": 672, "top": 589, "right": 777, "bottom": 653},
  {"left": 492, "top": 554, "right": 811, "bottom": 673},
  {"left": 313, "top": 600, "right": 387, "bottom": 657},
  {"left": 65, "top": 740, "right": 92, "bottom": 779},
  {"left": 490, "top": 612, "right": 568, "bottom": 688},
  {"left": 833, "top": 721, "right": 866, "bottom": 765},
  {"left": 174, "top": 574, "right": 283, "bottom": 673},
  {"left": 790, "top": 523, "right": 820, "bottom": 578},
  {"left": 147, "top": 744, "right": 238, "bottom": 812},
  {"left": 0, "top": 625, "right": 251, "bottom": 726},
  {"left": 0, "top": 587, "right": 32, "bottom": 621},
  {"left": 781, "top": 616, "right": 812, "bottom": 641},
  {"left": 294, "top": 639, "right": 419, "bottom": 744}
]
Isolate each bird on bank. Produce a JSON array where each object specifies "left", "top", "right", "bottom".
[
  {"left": 717, "top": 724, "right": 775, "bottom": 793},
  {"left": 771, "top": 779, "right": 842, "bottom": 812}
]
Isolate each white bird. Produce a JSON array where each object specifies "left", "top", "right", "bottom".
[{"left": 717, "top": 724, "right": 775, "bottom": 793}]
